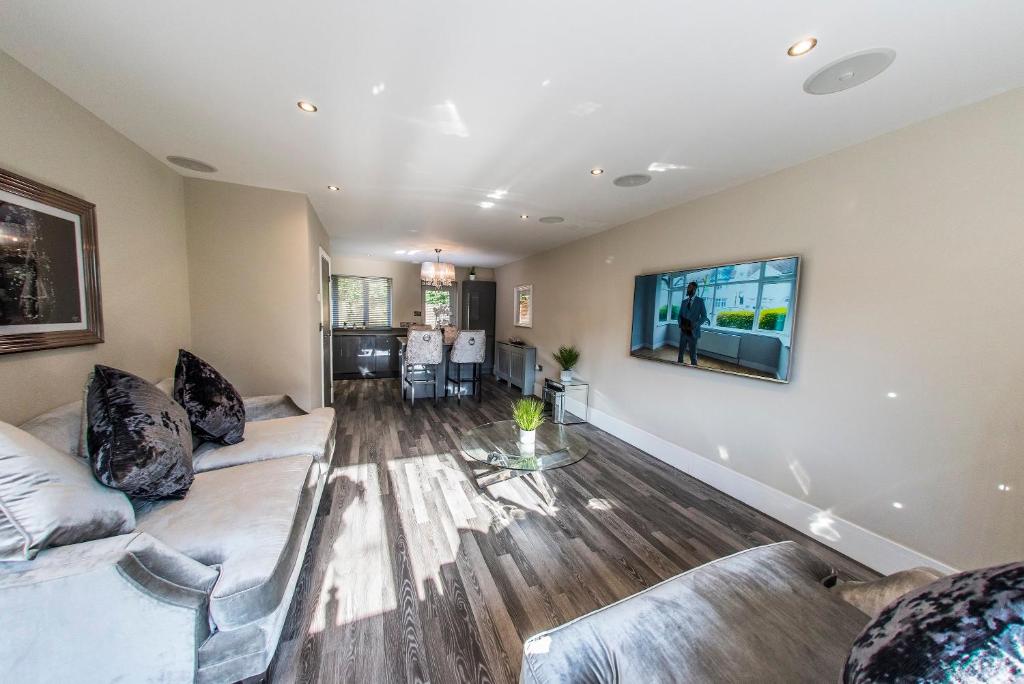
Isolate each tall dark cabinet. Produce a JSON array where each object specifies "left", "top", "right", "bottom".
[{"left": 461, "top": 280, "right": 496, "bottom": 375}]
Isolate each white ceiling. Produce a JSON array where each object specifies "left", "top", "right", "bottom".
[{"left": 2, "top": 1, "right": 1023, "bottom": 267}]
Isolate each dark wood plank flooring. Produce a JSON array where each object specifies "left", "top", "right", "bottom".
[{"left": 266, "top": 377, "right": 877, "bottom": 683}]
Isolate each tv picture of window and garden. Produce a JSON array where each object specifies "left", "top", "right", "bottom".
[{"left": 629, "top": 256, "right": 800, "bottom": 382}]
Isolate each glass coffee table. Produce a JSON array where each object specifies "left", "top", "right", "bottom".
[{"left": 461, "top": 420, "right": 589, "bottom": 487}]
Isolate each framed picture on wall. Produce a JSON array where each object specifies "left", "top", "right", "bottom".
[
  {"left": 513, "top": 283, "right": 533, "bottom": 328},
  {"left": 0, "top": 167, "right": 103, "bottom": 354}
]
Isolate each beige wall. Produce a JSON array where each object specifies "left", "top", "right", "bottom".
[
  {"left": 0, "top": 51, "right": 191, "bottom": 424},
  {"left": 329, "top": 252, "right": 494, "bottom": 326},
  {"left": 185, "top": 179, "right": 321, "bottom": 412},
  {"left": 496, "top": 88, "right": 1024, "bottom": 571}
]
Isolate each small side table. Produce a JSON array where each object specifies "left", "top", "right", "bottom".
[{"left": 542, "top": 377, "right": 590, "bottom": 425}]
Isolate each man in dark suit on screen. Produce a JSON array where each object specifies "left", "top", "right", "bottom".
[{"left": 677, "top": 281, "right": 709, "bottom": 366}]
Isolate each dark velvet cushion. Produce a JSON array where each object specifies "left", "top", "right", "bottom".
[
  {"left": 86, "top": 365, "right": 194, "bottom": 501},
  {"left": 844, "top": 561, "right": 1024, "bottom": 683},
  {"left": 173, "top": 350, "right": 245, "bottom": 445}
]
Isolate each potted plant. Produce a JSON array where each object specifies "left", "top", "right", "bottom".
[
  {"left": 468, "top": 266, "right": 477, "bottom": 281},
  {"left": 511, "top": 397, "right": 545, "bottom": 448},
  {"left": 553, "top": 345, "right": 580, "bottom": 382}
]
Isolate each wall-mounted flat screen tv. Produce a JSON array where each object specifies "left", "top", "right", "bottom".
[{"left": 630, "top": 256, "right": 800, "bottom": 383}]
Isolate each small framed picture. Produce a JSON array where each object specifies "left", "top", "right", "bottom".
[
  {"left": 0, "top": 168, "right": 103, "bottom": 354},
  {"left": 513, "top": 284, "right": 533, "bottom": 328}
]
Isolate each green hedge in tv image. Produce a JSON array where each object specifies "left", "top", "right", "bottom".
[
  {"left": 758, "top": 307, "right": 787, "bottom": 331},
  {"left": 714, "top": 307, "right": 788, "bottom": 331},
  {"left": 716, "top": 310, "right": 755, "bottom": 329}
]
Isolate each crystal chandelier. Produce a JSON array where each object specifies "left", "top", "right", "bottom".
[{"left": 420, "top": 248, "right": 456, "bottom": 287}]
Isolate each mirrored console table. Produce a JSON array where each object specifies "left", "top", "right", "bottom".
[{"left": 542, "top": 377, "right": 590, "bottom": 424}]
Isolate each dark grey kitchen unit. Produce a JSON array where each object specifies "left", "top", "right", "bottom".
[{"left": 333, "top": 329, "right": 404, "bottom": 379}]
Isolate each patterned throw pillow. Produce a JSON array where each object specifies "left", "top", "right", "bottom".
[
  {"left": 843, "top": 561, "right": 1024, "bottom": 683},
  {"left": 173, "top": 350, "right": 245, "bottom": 445},
  {"left": 86, "top": 365, "right": 194, "bottom": 501}
]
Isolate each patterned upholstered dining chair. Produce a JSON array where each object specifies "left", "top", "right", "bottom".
[
  {"left": 447, "top": 330, "right": 486, "bottom": 404},
  {"left": 403, "top": 329, "right": 443, "bottom": 406}
]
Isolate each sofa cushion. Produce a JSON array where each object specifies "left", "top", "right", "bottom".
[
  {"left": 843, "top": 561, "right": 1024, "bottom": 683},
  {"left": 192, "top": 408, "right": 335, "bottom": 473},
  {"left": 135, "top": 454, "right": 319, "bottom": 630},
  {"left": 18, "top": 398, "right": 84, "bottom": 458},
  {"left": 86, "top": 365, "right": 194, "bottom": 501},
  {"left": 520, "top": 541, "right": 871, "bottom": 684},
  {"left": 1, "top": 422, "right": 135, "bottom": 561},
  {"left": 173, "top": 350, "right": 245, "bottom": 446}
]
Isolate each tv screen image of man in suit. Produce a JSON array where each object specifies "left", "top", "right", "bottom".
[{"left": 677, "top": 281, "right": 709, "bottom": 366}]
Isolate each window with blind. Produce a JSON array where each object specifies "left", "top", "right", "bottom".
[
  {"left": 331, "top": 275, "right": 392, "bottom": 328},
  {"left": 422, "top": 285, "right": 457, "bottom": 328}
]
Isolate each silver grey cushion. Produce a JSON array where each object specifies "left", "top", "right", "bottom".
[
  {"left": 136, "top": 454, "right": 319, "bottom": 629},
  {"left": 520, "top": 541, "right": 871, "bottom": 684},
  {"left": 0, "top": 421, "right": 135, "bottom": 561},
  {"left": 192, "top": 408, "right": 335, "bottom": 473},
  {"left": 18, "top": 398, "right": 84, "bottom": 459}
]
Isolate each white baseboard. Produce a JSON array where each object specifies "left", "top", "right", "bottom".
[{"left": 576, "top": 402, "right": 959, "bottom": 576}]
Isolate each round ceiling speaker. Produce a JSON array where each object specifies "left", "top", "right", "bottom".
[
  {"left": 539, "top": 216, "right": 565, "bottom": 224},
  {"left": 613, "top": 173, "right": 652, "bottom": 187},
  {"left": 803, "top": 49, "right": 896, "bottom": 95},
  {"left": 166, "top": 155, "right": 218, "bottom": 173}
]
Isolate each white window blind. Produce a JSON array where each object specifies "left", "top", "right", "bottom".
[{"left": 331, "top": 275, "right": 392, "bottom": 328}]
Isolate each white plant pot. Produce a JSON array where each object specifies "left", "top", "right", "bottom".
[
  {"left": 469, "top": 274, "right": 477, "bottom": 280},
  {"left": 518, "top": 428, "right": 536, "bottom": 448},
  {"left": 560, "top": 369, "right": 573, "bottom": 382}
]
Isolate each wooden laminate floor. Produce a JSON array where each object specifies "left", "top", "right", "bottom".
[{"left": 265, "top": 377, "right": 877, "bottom": 684}]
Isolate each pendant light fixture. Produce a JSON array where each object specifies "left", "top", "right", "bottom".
[{"left": 421, "top": 248, "right": 456, "bottom": 287}]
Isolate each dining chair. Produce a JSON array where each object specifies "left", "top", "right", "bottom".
[
  {"left": 447, "top": 330, "right": 486, "bottom": 404},
  {"left": 403, "top": 330, "right": 443, "bottom": 406}
]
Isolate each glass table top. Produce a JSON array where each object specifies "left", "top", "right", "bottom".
[{"left": 461, "top": 420, "right": 589, "bottom": 472}]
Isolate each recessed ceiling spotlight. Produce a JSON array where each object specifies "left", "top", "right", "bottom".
[
  {"left": 487, "top": 189, "right": 508, "bottom": 200},
  {"left": 520, "top": 214, "right": 529, "bottom": 220},
  {"left": 166, "top": 156, "right": 217, "bottom": 173},
  {"left": 590, "top": 167, "right": 605, "bottom": 176},
  {"left": 613, "top": 173, "right": 652, "bottom": 187},
  {"left": 297, "top": 101, "right": 318, "bottom": 113},
  {"left": 539, "top": 216, "right": 565, "bottom": 224},
  {"left": 787, "top": 37, "right": 817, "bottom": 57},
  {"left": 478, "top": 201, "right": 495, "bottom": 209},
  {"left": 327, "top": 185, "right": 340, "bottom": 191},
  {"left": 395, "top": 249, "right": 407, "bottom": 254}
]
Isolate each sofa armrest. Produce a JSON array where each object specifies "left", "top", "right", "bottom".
[
  {"left": 243, "top": 394, "right": 306, "bottom": 421},
  {"left": 833, "top": 566, "right": 945, "bottom": 617},
  {"left": 0, "top": 532, "right": 218, "bottom": 683},
  {"left": 520, "top": 541, "right": 868, "bottom": 684}
]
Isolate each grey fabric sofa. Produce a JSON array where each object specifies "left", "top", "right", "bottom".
[
  {"left": 520, "top": 541, "right": 873, "bottom": 684},
  {"left": 0, "top": 381, "right": 336, "bottom": 684}
]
